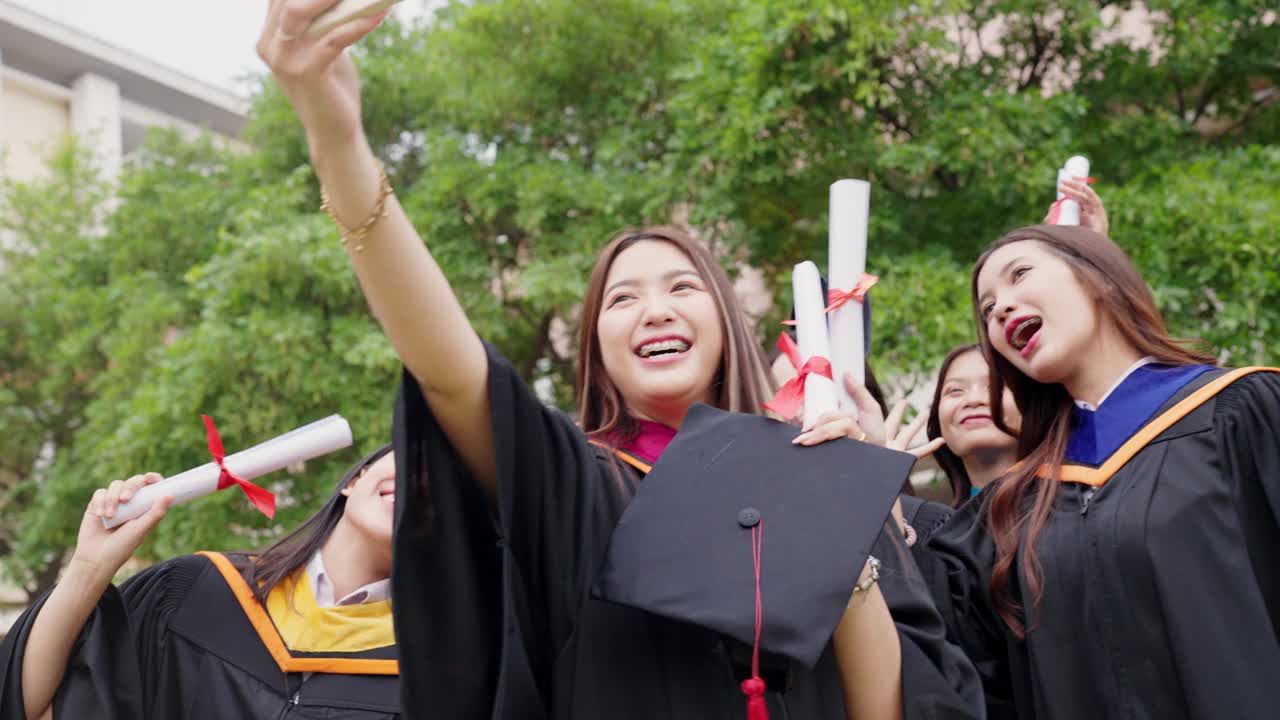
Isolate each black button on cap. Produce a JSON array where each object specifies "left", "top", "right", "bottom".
[{"left": 738, "top": 507, "right": 761, "bottom": 528}]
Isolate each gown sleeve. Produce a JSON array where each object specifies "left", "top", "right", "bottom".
[
  {"left": 0, "top": 556, "right": 199, "bottom": 720},
  {"left": 391, "top": 343, "right": 622, "bottom": 719},
  {"left": 921, "top": 498, "right": 1018, "bottom": 719},
  {"left": 1214, "top": 371, "right": 1280, "bottom": 635},
  {"left": 1216, "top": 371, "right": 1280, "bottom": 534},
  {"left": 872, "top": 517, "right": 988, "bottom": 719}
]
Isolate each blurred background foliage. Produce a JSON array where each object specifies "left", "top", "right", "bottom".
[{"left": 2, "top": 0, "right": 1275, "bottom": 596}]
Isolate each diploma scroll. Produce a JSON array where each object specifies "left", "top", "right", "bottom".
[
  {"left": 1052, "top": 156, "right": 1091, "bottom": 226},
  {"left": 103, "top": 415, "right": 354, "bottom": 528},
  {"left": 792, "top": 261, "right": 840, "bottom": 428},
  {"left": 827, "top": 179, "right": 870, "bottom": 413}
]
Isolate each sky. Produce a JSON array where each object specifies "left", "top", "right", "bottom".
[{"left": 10, "top": 0, "right": 437, "bottom": 97}]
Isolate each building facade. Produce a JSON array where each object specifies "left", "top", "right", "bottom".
[{"left": 0, "top": 0, "right": 247, "bottom": 183}]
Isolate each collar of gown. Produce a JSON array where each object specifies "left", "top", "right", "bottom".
[
  {"left": 1066, "top": 363, "right": 1215, "bottom": 466},
  {"left": 600, "top": 419, "right": 677, "bottom": 465}
]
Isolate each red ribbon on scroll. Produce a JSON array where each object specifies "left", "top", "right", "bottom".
[
  {"left": 202, "top": 415, "right": 277, "bottom": 519},
  {"left": 823, "top": 273, "right": 879, "bottom": 314},
  {"left": 1047, "top": 176, "right": 1098, "bottom": 224},
  {"left": 763, "top": 333, "right": 833, "bottom": 419},
  {"left": 780, "top": 272, "right": 878, "bottom": 327},
  {"left": 1045, "top": 198, "right": 1067, "bottom": 224}
]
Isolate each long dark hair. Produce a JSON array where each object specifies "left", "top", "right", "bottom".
[
  {"left": 246, "top": 443, "right": 393, "bottom": 604},
  {"left": 576, "top": 226, "right": 774, "bottom": 443},
  {"left": 926, "top": 344, "right": 983, "bottom": 507},
  {"left": 972, "top": 225, "right": 1213, "bottom": 636}
]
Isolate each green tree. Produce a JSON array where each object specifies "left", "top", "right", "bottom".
[
  {"left": 667, "top": 0, "right": 1278, "bottom": 375},
  {"left": 1108, "top": 145, "right": 1280, "bottom": 366},
  {"left": 10, "top": 131, "right": 402, "bottom": 567},
  {"left": 3, "top": 0, "right": 1276, "bottom": 578},
  {"left": 0, "top": 141, "right": 113, "bottom": 598},
  {"left": 247, "top": 6, "right": 719, "bottom": 404}
]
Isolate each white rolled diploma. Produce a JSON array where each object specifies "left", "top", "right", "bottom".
[
  {"left": 792, "top": 261, "right": 840, "bottom": 429},
  {"left": 827, "top": 179, "right": 870, "bottom": 414},
  {"left": 1054, "top": 156, "right": 1090, "bottom": 226},
  {"left": 102, "top": 415, "right": 354, "bottom": 529}
]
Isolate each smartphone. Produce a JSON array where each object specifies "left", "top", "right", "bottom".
[{"left": 306, "top": 0, "right": 402, "bottom": 38}]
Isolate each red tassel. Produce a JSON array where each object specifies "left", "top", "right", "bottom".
[
  {"left": 740, "top": 523, "right": 769, "bottom": 720},
  {"left": 741, "top": 677, "right": 769, "bottom": 720}
]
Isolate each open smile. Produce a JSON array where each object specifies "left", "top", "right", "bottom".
[
  {"left": 1006, "top": 315, "right": 1042, "bottom": 357},
  {"left": 634, "top": 335, "right": 692, "bottom": 363}
]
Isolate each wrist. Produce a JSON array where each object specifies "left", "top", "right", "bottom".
[
  {"left": 63, "top": 554, "right": 118, "bottom": 593},
  {"left": 307, "top": 130, "right": 374, "bottom": 171},
  {"left": 847, "top": 555, "right": 881, "bottom": 609}
]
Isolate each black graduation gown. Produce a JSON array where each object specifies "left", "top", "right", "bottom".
[
  {"left": 925, "top": 368, "right": 1280, "bottom": 719},
  {"left": 390, "top": 343, "right": 984, "bottom": 719},
  {"left": 0, "top": 552, "right": 400, "bottom": 719},
  {"left": 899, "top": 495, "right": 956, "bottom": 606}
]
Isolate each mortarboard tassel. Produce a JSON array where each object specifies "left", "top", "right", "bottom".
[{"left": 740, "top": 521, "right": 769, "bottom": 720}]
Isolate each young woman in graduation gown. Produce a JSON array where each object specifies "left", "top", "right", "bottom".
[
  {"left": 253, "top": 5, "right": 983, "bottom": 719},
  {"left": 906, "top": 174, "right": 1107, "bottom": 509},
  {"left": 924, "top": 344, "right": 1021, "bottom": 506},
  {"left": 890, "top": 178, "right": 1108, "bottom": 538},
  {"left": 0, "top": 445, "right": 401, "bottom": 719},
  {"left": 923, "top": 224, "right": 1280, "bottom": 719}
]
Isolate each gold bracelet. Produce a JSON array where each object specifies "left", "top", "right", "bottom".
[{"left": 320, "top": 163, "right": 394, "bottom": 254}]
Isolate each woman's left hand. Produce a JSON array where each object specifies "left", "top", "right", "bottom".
[
  {"left": 1048, "top": 177, "right": 1109, "bottom": 237},
  {"left": 792, "top": 410, "right": 869, "bottom": 447}
]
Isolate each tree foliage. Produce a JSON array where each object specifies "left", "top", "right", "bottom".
[
  {"left": 2, "top": 0, "right": 1276, "bottom": 580},
  {"left": 0, "top": 142, "right": 112, "bottom": 596}
]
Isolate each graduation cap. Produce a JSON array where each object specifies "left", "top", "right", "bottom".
[{"left": 593, "top": 403, "right": 913, "bottom": 710}]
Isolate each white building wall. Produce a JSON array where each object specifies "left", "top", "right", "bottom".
[
  {"left": 0, "top": 68, "right": 71, "bottom": 182},
  {"left": 69, "top": 72, "right": 121, "bottom": 180}
]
